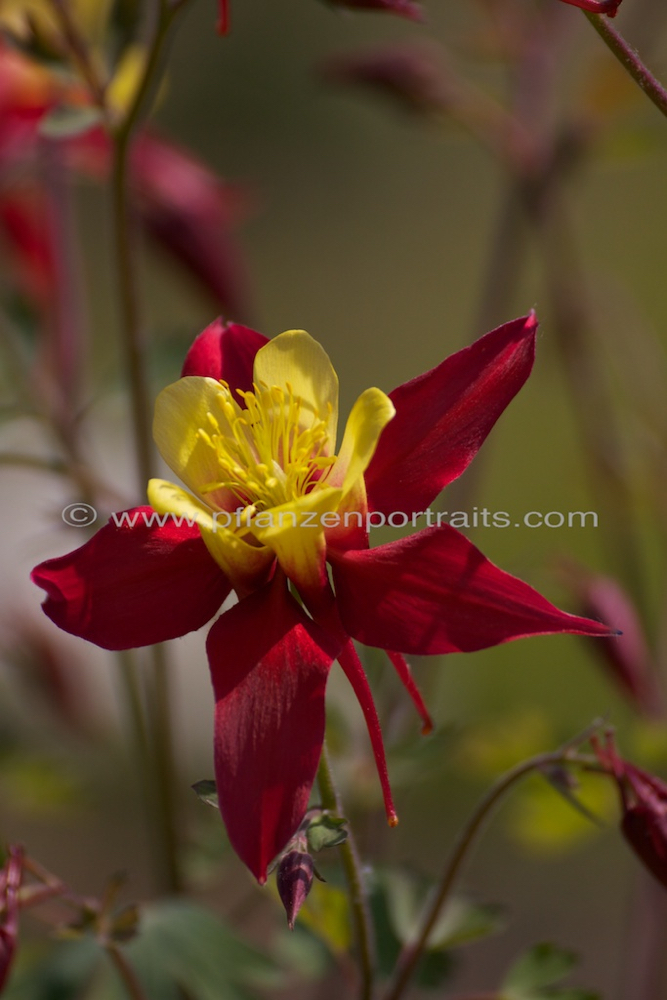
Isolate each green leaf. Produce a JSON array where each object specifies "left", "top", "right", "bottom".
[
  {"left": 368, "top": 871, "right": 455, "bottom": 989},
  {"left": 192, "top": 779, "right": 219, "bottom": 809},
  {"left": 306, "top": 814, "right": 348, "bottom": 852},
  {"left": 503, "top": 943, "right": 578, "bottom": 998},
  {"left": 428, "top": 898, "right": 504, "bottom": 950},
  {"left": 1, "top": 938, "right": 100, "bottom": 1000},
  {"left": 38, "top": 106, "right": 104, "bottom": 140},
  {"left": 373, "top": 868, "right": 502, "bottom": 953},
  {"left": 92, "top": 901, "right": 281, "bottom": 1000}
]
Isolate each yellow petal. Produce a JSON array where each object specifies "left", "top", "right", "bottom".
[
  {"left": 148, "top": 478, "right": 216, "bottom": 530},
  {"left": 148, "top": 479, "right": 273, "bottom": 591},
  {"left": 249, "top": 486, "right": 344, "bottom": 593},
  {"left": 328, "top": 387, "right": 395, "bottom": 496},
  {"left": 253, "top": 331, "right": 339, "bottom": 449},
  {"left": 153, "top": 377, "right": 237, "bottom": 510}
]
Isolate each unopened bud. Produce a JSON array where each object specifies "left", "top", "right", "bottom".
[
  {"left": 324, "top": 43, "right": 450, "bottom": 118},
  {"left": 594, "top": 734, "right": 667, "bottom": 889},
  {"left": 565, "top": 568, "right": 661, "bottom": 718},
  {"left": 277, "top": 851, "right": 315, "bottom": 930}
]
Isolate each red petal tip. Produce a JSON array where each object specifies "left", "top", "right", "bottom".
[
  {"left": 388, "top": 812, "right": 399, "bottom": 828},
  {"left": 421, "top": 721, "right": 434, "bottom": 736}
]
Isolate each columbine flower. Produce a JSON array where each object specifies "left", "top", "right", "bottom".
[
  {"left": 32, "top": 315, "right": 615, "bottom": 881},
  {"left": 594, "top": 732, "right": 667, "bottom": 889}
]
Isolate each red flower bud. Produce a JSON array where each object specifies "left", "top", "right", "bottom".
[
  {"left": 595, "top": 734, "right": 667, "bottom": 889},
  {"left": 277, "top": 850, "right": 315, "bottom": 930},
  {"left": 0, "top": 845, "right": 24, "bottom": 992},
  {"left": 324, "top": 43, "right": 450, "bottom": 117},
  {"left": 566, "top": 569, "right": 662, "bottom": 718}
]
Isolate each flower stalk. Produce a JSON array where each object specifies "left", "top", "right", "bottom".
[
  {"left": 108, "top": 0, "right": 186, "bottom": 893},
  {"left": 583, "top": 11, "right": 667, "bottom": 119},
  {"left": 317, "top": 744, "right": 376, "bottom": 1000},
  {"left": 382, "top": 725, "right": 602, "bottom": 1000}
]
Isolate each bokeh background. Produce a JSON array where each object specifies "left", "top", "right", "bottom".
[{"left": 2, "top": 0, "right": 667, "bottom": 996}]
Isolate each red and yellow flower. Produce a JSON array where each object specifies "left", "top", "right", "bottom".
[{"left": 32, "top": 315, "right": 615, "bottom": 881}]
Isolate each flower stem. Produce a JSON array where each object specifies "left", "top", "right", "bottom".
[
  {"left": 317, "top": 743, "right": 376, "bottom": 1000},
  {"left": 382, "top": 738, "right": 595, "bottom": 1000},
  {"left": 106, "top": 945, "right": 149, "bottom": 1000},
  {"left": 48, "top": 0, "right": 108, "bottom": 114},
  {"left": 583, "top": 11, "right": 667, "bottom": 118},
  {"left": 146, "top": 643, "right": 181, "bottom": 893},
  {"left": 109, "top": 0, "right": 185, "bottom": 895}
]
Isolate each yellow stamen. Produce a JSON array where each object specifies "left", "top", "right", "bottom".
[{"left": 198, "top": 381, "right": 335, "bottom": 510}]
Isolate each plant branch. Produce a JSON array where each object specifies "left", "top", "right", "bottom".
[
  {"left": 382, "top": 723, "right": 601, "bottom": 1000},
  {"left": 48, "top": 0, "right": 108, "bottom": 114},
  {"left": 106, "top": 945, "right": 149, "bottom": 1000},
  {"left": 583, "top": 11, "right": 667, "bottom": 118},
  {"left": 109, "top": 0, "right": 185, "bottom": 894},
  {"left": 317, "top": 743, "right": 376, "bottom": 1000}
]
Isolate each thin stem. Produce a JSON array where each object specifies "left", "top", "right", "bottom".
[
  {"left": 110, "top": 0, "right": 183, "bottom": 489},
  {"left": 110, "top": 138, "right": 154, "bottom": 486},
  {"left": 48, "top": 0, "right": 109, "bottom": 114},
  {"left": 109, "top": 0, "right": 185, "bottom": 894},
  {"left": 106, "top": 945, "right": 149, "bottom": 1000},
  {"left": 145, "top": 643, "right": 181, "bottom": 893},
  {"left": 521, "top": 177, "right": 646, "bottom": 602},
  {"left": 583, "top": 11, "right": 667, "bottom": 118},
  {"left": 317, "top": 744, "right": 376, "bottom": 1000},
  {"left": 382, "top": 743, "right": 593, "bottom": 1000}
]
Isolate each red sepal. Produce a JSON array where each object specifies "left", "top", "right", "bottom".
[
  {"left": 207, "top": 576, "right": 340, "bottom": 882},
  {"left": 181, "top": 318, "right": 268, "bottom": 390},
  {"left": 338, "top": 640, "right": 397, "bottom": 825},
  {"left": 330, "top": 525, "right": 616, "bottom": 655},
  {"left": 364, "top": 314, "right": 537, "bottom": 516},
  {"left": 32, "top": 508, "right": 230, "bottom": 650}
]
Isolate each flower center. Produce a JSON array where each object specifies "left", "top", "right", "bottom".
[{"left": 198, "top": 381, "right": 335, "bottom": 510}]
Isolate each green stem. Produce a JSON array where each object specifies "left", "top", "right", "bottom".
[
  {"left": 317, "top": 744, "right": 376, "bottom": 1000},
  {"left": 382, "top": 741, "right": 595, "bottom": 1000},
  {"left": 109, "top": 0, "right": 185, "bottom": 894},
  {"left": 583, "top": 11, "right": 667, "bottom": 118}
]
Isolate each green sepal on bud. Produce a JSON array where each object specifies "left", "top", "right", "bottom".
[{"left": 305, "top": 813, "right": 348, "bottom": 852}]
